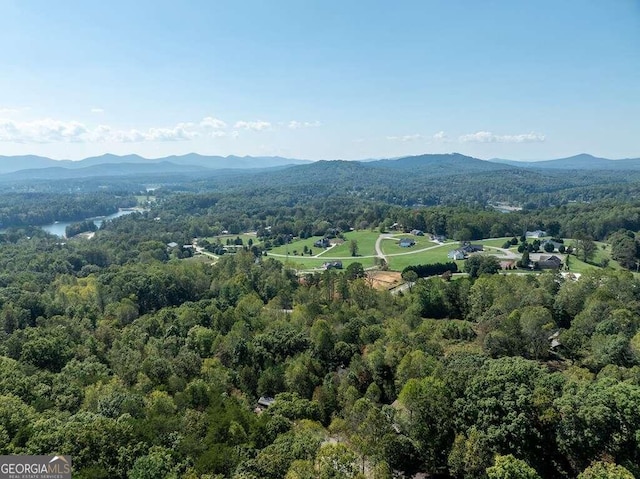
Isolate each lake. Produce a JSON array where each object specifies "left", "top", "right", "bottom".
[{"left": 40, "top": 209, "right": 138, "bottom": 237}]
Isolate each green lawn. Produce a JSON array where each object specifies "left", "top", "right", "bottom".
[
  {"left": 182, "top": 255, "right": 216, "bottom": 264},
  {"left": 477, "top": 237, "right": 518, "bottom": 248},
  {"left": 266, "top": 232, "right": 628, "bottom": 276},
  {"left": 386, "top": 244, "right": 459, "bottom": 271},
  {"left": 204, "top": 233, "right": 260, "bottom": 246},
  {"left": 269, "top": 230, "right": 380, "bottom": 258},
  {"left": 380, "top": 235, "right": 438, "bottom": 255},
  {"left": 268, "top": 236, "right": 323, "bottom": 256},
  {"left": 270, "top": 255, "right": 377, "bottom": 271},
  {"left": 564, "top": 241, "right": 623, "bottom": 273},
  {"left": 323, "top": 230, "right": 380, "bottom": 257},
  {"left": 135, "top": 195, "right": 156, "bottom": 204}
]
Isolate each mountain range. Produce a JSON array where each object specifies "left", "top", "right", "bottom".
[
  {"left": 0, "top": 152, "right": 639, "bottom": 182},
  {"left": 488, "top": 153, "right": 640, "bottom": 170},
  {"left": 0, "top": 153, "right": 311, "bottom": 176}
]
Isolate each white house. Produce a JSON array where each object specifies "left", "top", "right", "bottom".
[{"left": 447, "top": 249, "right": 465, "bottom": 260}]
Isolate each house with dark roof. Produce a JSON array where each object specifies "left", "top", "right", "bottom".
[
  {"left": 410, "top": 229, "right": 424, "bottom": 236},
  {"left": 461, "top": 242, "right": 484, "bottom": 253},
  {"left": 323, "top": 261, "right": 343, "bottom": 270},
  {"left": 399, "top": 238, "right": 416, "bottom": 248},
  {"left": 537, "top": 255, "right": 563, "bottom": 269},
  {"left": 255, "top": 396, "right": 276, "bottom": 414},
  {"left": 314, "top": 237, "right": 331, "bottom": 248}
]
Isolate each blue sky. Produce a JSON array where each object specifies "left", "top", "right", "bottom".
[{"left": 0, "top": 0, "right": 638, "bottom": 160}]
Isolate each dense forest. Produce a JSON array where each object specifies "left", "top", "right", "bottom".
[
  {"left": 0, "top": 161, "right": 639, "bottom": 478},
  {"left": 0, "top": 235, "right": 638, "bottom": 478}
]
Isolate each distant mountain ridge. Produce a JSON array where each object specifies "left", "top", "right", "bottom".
[
  {"left": 366, "top": 152, "right": 515, "bottom": 174},
  {"left": 1, "top": 161, "right": 209, "bottom": 181},
  {"left": 0, "top": 153, "right": 311, "bottom": 175},
  {"left": 0, "top": 152, "right": 638, "bottom": 182},
  {"left": 488, "top": 153, "right": 640, "bottom": 170}
]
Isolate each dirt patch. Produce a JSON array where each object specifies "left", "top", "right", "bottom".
[{"left": 368, "top": 271, "right": 402, "bottom": 290}]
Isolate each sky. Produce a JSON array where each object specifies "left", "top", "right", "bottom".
[{"left": 0, "top": 0, "right": 638, "bottom": 161}]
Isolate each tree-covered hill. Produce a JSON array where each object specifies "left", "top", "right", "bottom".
[{"left": 0, "top": 229, "right": 638, "bottom": 478}]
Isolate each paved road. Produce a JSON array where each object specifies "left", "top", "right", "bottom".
[
  {"left": 375, "top": 234, "right": 392, "bottom": 263},
  {"left": 193, "top": 243, "right": 219, "bottom": 261}
]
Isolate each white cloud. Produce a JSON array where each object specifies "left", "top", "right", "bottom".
[
  {"left": 432, "top": 131, "right": 449, "bottom": 141},
  {"left": 459, "top": 131, "right": 546, "bottom": 143},
  {"left": 90, "top": 108, "right": 104, "bottom": 114},
  {"left": 0, "top": 108, "right": 21, "bottom": 115},
  {"left": 0, "top": 118, "right": 89, "bottom": 143},
  {"left": 0, "top": 114, "right": 295, "bottom": 143},
  {"left": 288, "top": 120, "right": 321, "bottom": 129},
  {"left": 200, "top": 116, "right": 227, "bottom": 130},
  {"left": 146, "top": 122, "right": 200, "bottom": 141},
  {"left": 386, "top": 134, "right": 423, "bottom": 142},
  {"left": 234, "top": 120, "right": 271, "bottom": 131},
  {"left": 0, "top": 116, "right": 231, "bottom": 144}
]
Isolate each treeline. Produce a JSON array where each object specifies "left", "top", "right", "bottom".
[
  {"left": 142, "top": 190, "right": 640, "bottom": 271},
  {"left": 155, "top": 191, "right": 640, "bottom": 244},
  {"left": 392, "top": 201, "right": 640, "bottom": 242},
  {"left": 65, "top": 219, "right": 98, "bottom": 238},
  {"left": 402, "top": 261, "right": 459, "bottom": 278},
  {"left": 0, "top": 192, "right": 136, "bottom": 227},
  {"left": 171, "top": 159, "right": 640, "bottom": 207}
]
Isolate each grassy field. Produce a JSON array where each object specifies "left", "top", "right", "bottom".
[
  {"left": 264, "top": 230, "right": 381, "bottom": 272},
  {"left": 203, "top": 233, "right": 260, "bottom": 246},
  {"left": 272, "top": 255, "right": 377, "bottom": 271},
  {"left": 386, "top": 244, "right": 459, "bottom": 271},
  {"left": 182, "top": 255, "right": 216, "bottom": 264},
  {"left": 564, "top": 240, "right": 623, "bottom": 273},
  {"left": 268, "top": 236, "right": 323, "bottom": 256},
  {"left": 321, "top": 230, "right": 379, "bottom": 257},
  {"left": 135, "top": 195, "right": 156, "bottom": 205},
  {"left": 261, "top": 230, "right": 627, "bottom": 276},
  {"left": 380, "top": 235, "right": 437, "bottom": 255},
  {"left": 477, "top": 237, "right": 518, "bottom": 249},
  {"left": 269, "top": 230, "right": 380, "bottom": 258},
  {"left": 481, "top": 246, "right": 513, "bottom": 256}
]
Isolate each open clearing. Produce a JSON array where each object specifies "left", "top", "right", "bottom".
[
  {"left": 269, "top": 230, "right": 380, "bottom": 259},
  {"left": 379, "top": 234, "right": 436, "bottom": 255},
  {"left": 368, "top": 271, "right": 402, "bottom": 290},
  {"left": 204, "top": 233, "right": 260, "bottom": 246},
  {"left": 262, "top": 230, "right": 625, "bottom": 275},
  {"left": 276, "top": 256, "right": 377, "bottom": 271}
]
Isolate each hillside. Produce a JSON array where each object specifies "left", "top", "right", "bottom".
[
  {"left": 0, "top": 162, "right": 209, "bottom": 181},
  {"left": 368, "top": 152, "right": 515, "bottom": 175},
  {"left": 0, "top": 153, "right": 311, "bottom": 175},
  {"left": 490, "top": 153, "right": 640, "bottom": 170}
]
